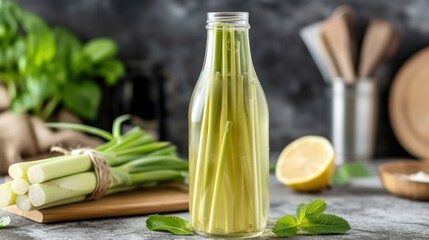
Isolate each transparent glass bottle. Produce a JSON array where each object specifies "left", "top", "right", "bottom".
[{"left": 188, "top": 12, "right": 270, "bottom": 238}]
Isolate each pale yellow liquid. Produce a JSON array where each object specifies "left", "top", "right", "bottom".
[{"left": 189, "top": 69, "right": 270, "bottom": 237}]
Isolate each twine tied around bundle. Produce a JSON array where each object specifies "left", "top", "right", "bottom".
[{"left": 51, "top": 146, "right": 112, "bottom": 201}]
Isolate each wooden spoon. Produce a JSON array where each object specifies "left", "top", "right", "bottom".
[
  {"left": 321, "top": 16, "right": 356, "bottom": 83},
  {"left": 359, "top": 20, "right": 396, "bottom": 77},
  {"left": 333, "top": 5, "right": 358, "bottom": 66}
]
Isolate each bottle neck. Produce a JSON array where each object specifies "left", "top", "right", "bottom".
[
  {"left": 202, "top": 13, "right": 254, "bottom": 77},
  {"left": 206, "top": 12, "right": 250, "bottom": 30}
]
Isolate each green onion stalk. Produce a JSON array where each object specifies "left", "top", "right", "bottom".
[
  {"left": 188, "top": 13, "right": 270, "bottom": 238},
  {"left": 0, "top": 115, "right": 188, "bottom": 211}
]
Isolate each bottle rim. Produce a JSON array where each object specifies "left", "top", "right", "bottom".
[{"left": 206, "top": 12, "right": 250, "bottom": 29}]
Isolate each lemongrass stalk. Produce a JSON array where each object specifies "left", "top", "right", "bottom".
[
  {"left": 0, "top": 183, "right": 17, "bottom": 207},
  {"left": 46, "top": 122, "right": 113, "bottom": 140},
  {"left": 117, "top": 156, "right": 187, "bottom": 173},
  {"left": 114, "top": 142, "right": 170, "bottom": 156},
  {"left": 94, "top": 138, "right": 117, "bottom": 152},
  {"left": 249, "top": 97, "right": 260, "bottom": 226},
  {"left": 8, "top": 156, "right": 67, "bottom": 179},
  {"left": 27, "top": 154, "right": 92, "bottom": 184},
  {"left": 28, "top": 169, "right": 187, "bottom": 207},
  {"left": 16, "top": 194, "right": 87, "bottom": 212},
  {"left": 112, "top": 114, "right": 131, "bottom": 138},
  {"left": 28, "top": 172, "right": 97, "bottom": 206},
  {"left": 147, "top": 145, "right": 177, "bottom": 157},
  {"left": 105, "top": 128, "right": 153, "bottom": 152},
  {"left": 208, "top": 121, "right": 232, "bottom": 233},
  {"left": 11, "top": 178, "right": 30, "bottom": 195},
  {"left": 109, "top": 134, "right": 153, "bottom": 152},
  {"left": 17, "top": 185, "right": 139, "bottom": 212},
  {"left": 130, "top": 170, "right": 186, "bottom": 183},
  {"left": 199, "top": 73, "right": 222, "bottom": 225},
  {"left": 190, "top": 24, "right": 223, "bottom": 225}
]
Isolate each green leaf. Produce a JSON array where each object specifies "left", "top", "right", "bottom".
[
  {"left": 332, "top": 163, "right": 372, "bottom": 186},
  {"left": 146, "top": 215, "right": 193, "bottom": 235},
  {"left": 53, "top": 27, "right": 82, "bottom": 62},
  {"left": 112, "top": 114, "right": 131, "bottom": 138},
  {"left": 46, "top": 122, "right": 113, "bottom": 141},
  {"left": 296, "top": 203, "right": 305, "bottom": 218},
  {"left": 0, "top": 216, "right": 11, "bottom": 229},
  {"left": 93, "top": 59, "right": 125, "bottom": 85},
  {"left": 83, "top": 38, "right": 118, "bottom": 63},
  {"left": 299, "top": 214, "right": 351, "bottom": 235},
  {"left": 298, "top": 199, "right": 327, "bottom": 219},
  {"left": 272, "top": 215, "right": 298, "bottom": 237},
  {"left": 63, "top": 80, "right": 101, "bottom": 120},
  {"left": 21, "top": 11, "right": 55, "bottom": 68}
]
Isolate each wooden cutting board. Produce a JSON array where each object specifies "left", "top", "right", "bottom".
[{"left": 3, "top": 184, "right": 189, "bottom": 223}]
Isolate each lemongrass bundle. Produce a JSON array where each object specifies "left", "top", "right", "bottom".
[{"left": 0, "top": 115, "right": 188, "bottom": 211}]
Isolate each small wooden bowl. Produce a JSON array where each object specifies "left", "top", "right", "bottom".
[{"left": 379, "top": 161, "right": 429, "bottom": 201}]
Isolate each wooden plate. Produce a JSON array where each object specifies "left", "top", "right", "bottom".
[{"left": 389, "top": 48, "right": 429, "bottom": 158}]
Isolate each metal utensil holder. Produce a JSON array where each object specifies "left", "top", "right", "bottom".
[{"left": 331, "top": 78, "right": 378, "bottom": 165}]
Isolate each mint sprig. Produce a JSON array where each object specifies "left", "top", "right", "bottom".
[
  {"left": 146, "top": 215, "right": 193, "bottom": 235},
  {"left": 273, "top": 200, "right": 351, "bottom": 237},
  {"left": 0, "top": 216, "right": 11, "bottom": 229}
]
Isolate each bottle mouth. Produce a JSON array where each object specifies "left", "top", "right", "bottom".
[{"left": 206, "top": 12, "right": 250, "bottom": 29}]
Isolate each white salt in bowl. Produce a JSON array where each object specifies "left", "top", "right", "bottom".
[{"left": 379, "top": 161, "right": 429, "bottom": 201}]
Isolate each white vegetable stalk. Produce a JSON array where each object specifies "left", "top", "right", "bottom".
[
  {"left": 16, "top": 194, "right": 87, "bottom": 212},
  {"left": 27, "top": 155, "right": 92, "bottom": 184},
  {"left": 11, "top": 178, "right": 30, "bottom": 195},
  {"left": 0, "top": 183, "right": 17, "bottom": 207},
  {"left": 8, "top": 156, "right": 64, "bottom": 179}
]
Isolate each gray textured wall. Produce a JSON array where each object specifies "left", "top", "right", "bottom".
[{"left": 18, "top": 0, "right": 429, "bottom": 158}]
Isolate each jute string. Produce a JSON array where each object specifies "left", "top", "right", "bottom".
[{"left": 51, "top": 146, "right": 113, "bottom": 201}]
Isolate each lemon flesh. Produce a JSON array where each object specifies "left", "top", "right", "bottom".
[{"left": 276, "top": 136, "right": 335, "bottom": 192}]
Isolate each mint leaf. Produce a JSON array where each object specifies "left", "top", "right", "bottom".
[
  {"left": 0, "top": 216, "right": 11, "bottom": 229},
  {"left": 296, "top": 203, "right": 305, "bottom": 218},
  {"left": 299, "top": 214, "right": 351, "bottom": 235},
  {"left": 146, "top": 215, "right": 193, "bottom": 235},
  {"left": 299, "top": 200, "right": 327, "bottom": 219},
  {"left": 273, "top": 215, "right": 298, "bottom": 237},
  {"left": 332, "top": 163, "right": 372, "bottom": 186}
]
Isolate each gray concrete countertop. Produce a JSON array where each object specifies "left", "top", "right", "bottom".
[{"left": 1, "top": 163, "right": 429, "bottom": 240}]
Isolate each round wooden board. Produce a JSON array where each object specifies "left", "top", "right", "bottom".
[{"left": 389, "top": 47, "right": 429, "bottom": 158}]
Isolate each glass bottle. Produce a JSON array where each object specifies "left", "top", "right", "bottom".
[{"left": 188, "top": 12, "right": 270, "bottom": 238}]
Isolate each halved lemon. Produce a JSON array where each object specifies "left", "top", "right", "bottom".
[{"left": 276, "top": 136, "right": 335, "bottom": 192}]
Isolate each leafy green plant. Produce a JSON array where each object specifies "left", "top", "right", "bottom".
[
  {"left": 0, "top": 0, "right": 124, "bottom": 120},
  {"left": 273, "top": 200, "right": 350, "bottom": 237},
  {"left": 332, "top": 163, "right": 373, "bottom": 186},
  {"left": 145, "top": 199, "right": 351, "bottom": 238}
]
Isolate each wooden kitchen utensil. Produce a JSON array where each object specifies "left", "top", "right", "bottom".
[
  {"left": 4, "top": 183, "right": 189, "bottom": 223},
  {"left": 359, "top": 20, "right": 396, "bottom": 77},
  {"left": 319, "top": 29, "right": 340, "bottom": 78},
  {"left": 390, "top": 47, "right": 429, "bottom": 158},
  {"left": 333, "top": 5, "right": 358, "bottom": 65},
  {"left": 321, "top": 16, "right": 356, "bottom": 83},
  {"left": 379, "top": 161, "right": 429, "bottom": 201}
]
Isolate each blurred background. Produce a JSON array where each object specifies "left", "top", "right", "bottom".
[{"left": 6, "top": 0, "right": 429, "bottom": 158}]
